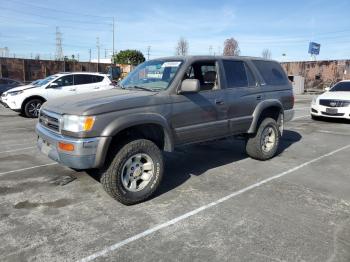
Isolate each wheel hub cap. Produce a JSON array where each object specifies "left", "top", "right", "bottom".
[
  {"left": 261, "top": 127, "right": 276, "bottom": 153},
  {"left": 121, "top": 153, "right": 155, "bottom": 192}
]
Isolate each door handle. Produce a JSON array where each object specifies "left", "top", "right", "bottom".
[
  {"left": 93, "top": 87, "right": 100, "bottom": 89},
  {"left": 215, "top": 99, "right": 225, "bottom": 105},
  {"left": 69, "top": 88, "right": 76, "bottom": 91},
  {"left": 256, "top": 95, "right": 262, "bottom": 100}
]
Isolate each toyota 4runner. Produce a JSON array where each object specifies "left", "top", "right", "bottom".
[{"left": 36, "top": 56, "right": 294, "bottom": 205}]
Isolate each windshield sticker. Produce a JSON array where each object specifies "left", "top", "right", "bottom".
[{"left": 162, "top": 62, "right": 181, "bottom": 68}]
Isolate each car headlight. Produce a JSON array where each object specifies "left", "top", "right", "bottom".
[
  {"left": 62, "top": 115, "right": 95, "bottom": 132},
  {"left": 9, "top": 90, "right": 23, "bottom": 96}
]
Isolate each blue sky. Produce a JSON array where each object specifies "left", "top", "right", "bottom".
[{"left": 1, "top": 0, "right": 350, "bottom": 62}]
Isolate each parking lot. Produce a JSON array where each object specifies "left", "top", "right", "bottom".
[{"left": 0, "top": 95, "right": 349, "bottom": 262}]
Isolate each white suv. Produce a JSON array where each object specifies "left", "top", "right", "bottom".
[
  {"left": 0, "top": 72, "right": 114, "bottom": 117},
  {"left": 311, "top": 80, "right": 350, "bottom": 120}
]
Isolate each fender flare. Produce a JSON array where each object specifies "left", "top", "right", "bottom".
[
  {"left": 248, "top": 99, "right": 283, "bottom": 133},
  {"left": 101, "top": 113, "right": 175, "bottom": 152}
]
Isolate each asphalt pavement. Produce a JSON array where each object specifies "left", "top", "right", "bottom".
[{"left": 0, "top": 96, "right": 349, "bottom": 262}]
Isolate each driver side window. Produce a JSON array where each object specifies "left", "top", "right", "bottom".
[
  {"left": 183, "top": 61, "right": 218, "bottom": 91},
  {"left": 54, "top": 75, "right": 73, "bottom": 87}
]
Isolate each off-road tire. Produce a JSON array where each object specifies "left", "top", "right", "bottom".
[
  {"left": 24, "top": 98, "right": 43, "bottom": 118},
  {"left": 100, "top": 139, "right": 163, "bottom": 205},
  {"left": 246, "top": 117, "right": 280, "bottom": 161}
]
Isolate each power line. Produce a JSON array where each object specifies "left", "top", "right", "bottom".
[
  {"left": 1, "top": 6, "right": 111, "bottom": 26},
  {"left": 9, "top": 0, "right": 112, "bottom": 19}
]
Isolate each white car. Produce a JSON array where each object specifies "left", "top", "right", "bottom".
[
  {"left": 0, "top": 72, "right": 114, "bottom": 118},
  {"left": 311, "top": 80, "right": 350, "bottom": 120}
]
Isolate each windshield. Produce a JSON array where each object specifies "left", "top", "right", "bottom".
[
  {"left": 34, "top": 75, "right": 59, "bottom": 86},
  {"left": 120, "top": 60, "right": 183, "bottom": 91},
  {"left": 330, "top": 82, "right": 350, "bottom": 92}
]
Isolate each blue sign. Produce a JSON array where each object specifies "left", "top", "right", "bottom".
[{"left": 308, "top": 42, "right": 321, "bottom": 55}]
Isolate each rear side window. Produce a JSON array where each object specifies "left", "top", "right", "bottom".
[
  {"left": 223, "top": 60, "right": 249, "bottom": 88},
  {"left": 74, "top": 74, "right": 93, "bottom": 85},
  {"left": 91, "top": 75, "right": 104, "bottom": 83},
  {"left": 252, "top": 60, "right": 288, "bottom": 86}
]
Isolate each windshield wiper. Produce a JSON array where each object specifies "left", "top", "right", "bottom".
[{"left": 124, "top": 85, "right": 156, "bottom": 92}]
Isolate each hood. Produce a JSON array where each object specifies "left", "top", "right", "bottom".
[
  {"left": 41, "top": 88, "right": 159, "bottom": 115},
  {"left": 4, "top": 84, "right": 36, "bottom": 94},
  {"left": 318, "top": 91, "right": 350, "bottom": 100}
]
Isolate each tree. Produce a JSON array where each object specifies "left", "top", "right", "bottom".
[
  {"left": 223, "top": 38, "right": 240, "bottom": 56},
  {"left": 113, "top": 50, "right": 145, "bottom": 65},
  {"left": 175, "top": 37, "right": 189, "bottom": 56},
  {"left": 262, "top": 49, "right": 272, "bottom": 59}
]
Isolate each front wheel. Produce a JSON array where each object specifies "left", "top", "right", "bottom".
[
  {"left": 24, "top": 98, "right": 43, "bottom": 118},
  {"left": 246, "top": 118, "right": 280, "bottom": 161},
  {"left": 100, "top": 139, "right": 164, "bottom": 205}
]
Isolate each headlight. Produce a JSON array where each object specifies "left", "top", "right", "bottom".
[
  {"left": 9, "top": 90, "right": 23, "bottom": 96},
  {"left": 62, "top": 115, "right": 95, "bottom": 132}
]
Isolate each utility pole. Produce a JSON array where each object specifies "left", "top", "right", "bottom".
[
  {"left": 89, "top": 49, "right": 91, "bottom": 62},
  {"left": 147, "top": 46, "right": 151, "bottom": 60},
  {"left": 112, "top": 17, "right": 115, "bottom": 58},
  {"left": 104, "top": 49, "right": 107, "bottom": 58},
  {"left": 96, "top": 37, "right": 100, "bottom": 72},
  {"left": 209, "top": 45, "right": 213, "bottom": 55}
]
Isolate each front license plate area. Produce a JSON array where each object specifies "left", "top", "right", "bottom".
[
  {"left": 41, "top": 139, "right": 51, "bottom": 155},
  {"left": 326, "top": 108, "right": 338, "bottom": 114}
]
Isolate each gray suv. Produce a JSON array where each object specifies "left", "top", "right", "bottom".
[{"left": 36, "top": 56, "right": 294, "bottom": 205}]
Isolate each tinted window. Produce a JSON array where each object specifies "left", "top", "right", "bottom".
[
  {"left": 0, "top": 79, "right": 8, "bottom": 84},
  {"left": 252, "top": 60, "right": 288, "bottom": 86},
  {"left": 223, "top": 60, "right": 248, "bottom": 88},
  {"left": 54, "top": 75, "right": 73, "bottom": 87},
  {"left": 74, "top": 74, "right": 93, "bottom": 85},
  {"left": 245, "top": 64, "right": 256, "bottom": 87},
  {"left": 331, "top": 82, "right": 350, "bottom": 92},
  {"left": 91, "top": 75, "right": 104, "bottom": 83}
]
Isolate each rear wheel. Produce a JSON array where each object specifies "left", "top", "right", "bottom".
[
  {"left": 246, "top": 118, "right": 280, "bottom": 160},
  {"left": 24, "top": 98, "right": 43, "bottom": 118},
  {"left": 100, "top": 139, "right": 163, "bottom": 205}
]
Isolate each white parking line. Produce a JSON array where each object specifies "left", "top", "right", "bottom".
[
  {"left": 0, "top": 163, "right": 57, "bottom": 177},
  {"left": 294, "top": 107, "right": 310, "bottom": 110},
  {"left": 0, "top": 127, "right": 33, "bottom": 132},
  {"left": 0, "top": 146, "right": 36, "bottom": 154},
  {"left": 293, "top": 115, "right": 310, "bottom": 120},
  {"left": 78, "top": 144, "right": 350, "bottom": 262},
  {"left": 0, "top": 141, "right": 35, "bottom": 147}
]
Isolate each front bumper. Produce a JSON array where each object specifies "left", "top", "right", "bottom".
[
  {"left": 0, "top": 98, "right": 8, "bottom": 108},
  {"left": 311, "top": 104, "right": 350, "bottom": 119},
  {"left": 36, "top": 123, "right": 111, "bottom": 170},
  {"left": 0, "top": 95, "right": 22, "bottom": 110}
]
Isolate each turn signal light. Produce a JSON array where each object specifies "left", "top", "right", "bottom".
[
  {"left": 58, "top": 142, "right": 75, "bottom": 152},
  {"left": 83, "top": 117, "right": 95, "bottom": 132}
]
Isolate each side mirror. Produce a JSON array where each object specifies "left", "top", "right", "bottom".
[
  {"left": 325, "top": 87, "right": 330, "bottom": 92},
  {"left": 48, "top": 83, "right": 58, "bottom": 89},
  {"left": 179, "top": 79, "right": 200, "bottom": 94}
]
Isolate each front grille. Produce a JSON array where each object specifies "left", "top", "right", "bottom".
[
  {"left": 39, "top": 110, "right": 61, "bottom": 133},
  {"left": 319, "top": 99, "right": 350, "bottom": 107}
]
